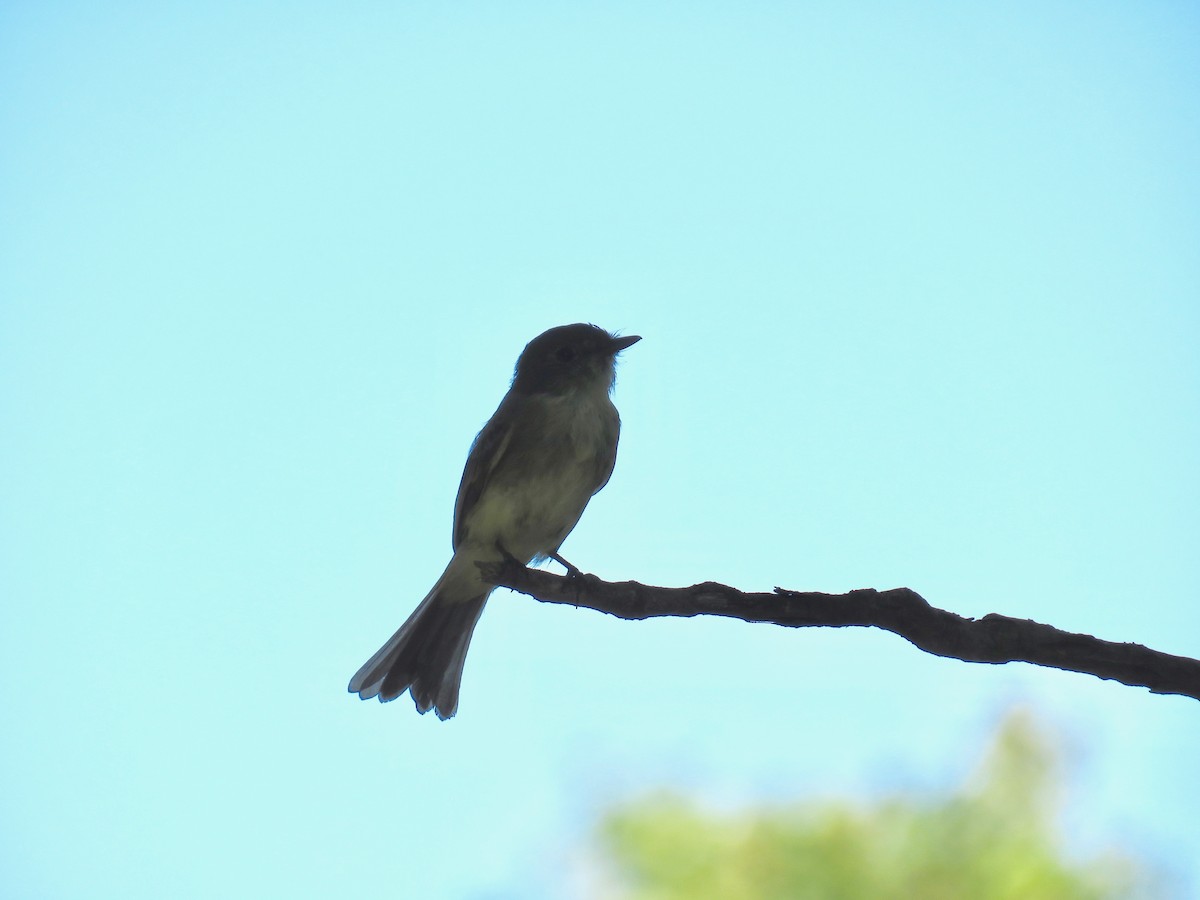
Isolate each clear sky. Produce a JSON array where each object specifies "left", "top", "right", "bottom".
[{"left": 2, "top": 3, "right": 1197, "bottom": 898}]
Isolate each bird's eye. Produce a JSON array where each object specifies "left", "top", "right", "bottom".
[{"left": 556, "top": 346, "right": 576, "bottom": 362}]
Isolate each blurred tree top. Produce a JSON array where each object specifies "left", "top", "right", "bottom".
[{"left": 592, "top": 711, "right": 1160, "bottom": 900}]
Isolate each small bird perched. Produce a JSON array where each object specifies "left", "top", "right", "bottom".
[{"left": 348, "top": 323, "right": 640, "bottom": 719}]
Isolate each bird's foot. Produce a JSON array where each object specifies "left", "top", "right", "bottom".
[
  {"left": 494, "top": 541, "right": 524, "bottom": 570},
  {"left": 549, "top": 551, "right": 584, "bottom": 580},
  {"left": 549, "top": 552, "right": 594, "bottom": 604}
]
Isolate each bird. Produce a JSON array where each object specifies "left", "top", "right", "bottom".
[{"left": 348, "top": 323, "right": 640, "bottom": 719}]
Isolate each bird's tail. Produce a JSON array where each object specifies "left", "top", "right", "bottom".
[{"left": 348, "top": 554, "right": 491, "bottom": 720}]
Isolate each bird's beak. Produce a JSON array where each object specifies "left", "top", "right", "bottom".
[{"left": 608, "top": 334, "right": 642, "bottom": 353}]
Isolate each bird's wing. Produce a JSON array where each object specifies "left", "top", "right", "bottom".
[{"left": 452, "top": 406, "right": 515, "bottom": 550}]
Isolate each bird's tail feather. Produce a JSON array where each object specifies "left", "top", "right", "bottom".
[{"left": 348, "top": 556, "right": 490, "bottom": 720}]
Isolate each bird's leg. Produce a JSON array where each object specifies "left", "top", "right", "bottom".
[
  {"left": 549, "top": 550, "right": 594, "bottom": 605},
  {"left": 494, "top": 540, "right": 524, "bottom": 570},
  {"left": 549, "top": 551, "right": 583, "bottom": 580}
]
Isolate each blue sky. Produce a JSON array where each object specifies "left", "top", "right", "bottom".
[{"left": 2, "top": 3, "right": 1198, "bottom": 898}]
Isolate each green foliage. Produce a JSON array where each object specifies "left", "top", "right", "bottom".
[{"left": 594, "top": 711, "right": 1155, "bottom": 900}]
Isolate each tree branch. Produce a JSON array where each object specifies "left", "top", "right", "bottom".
[{"left": 478, "top": 560, "right": 1200, "bottom": 702}]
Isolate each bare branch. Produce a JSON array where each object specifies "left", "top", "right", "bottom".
[{"left": 478, "top": 559, "right": 1200, "bottom": 702}]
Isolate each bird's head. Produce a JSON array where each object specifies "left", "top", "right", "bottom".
[{"left": 512, "top": 323, "right": 641, "bottom": 397}]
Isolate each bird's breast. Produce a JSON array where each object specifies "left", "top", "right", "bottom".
[{"left": 460, "top": 390, "right": 619, "bottom": 560}]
